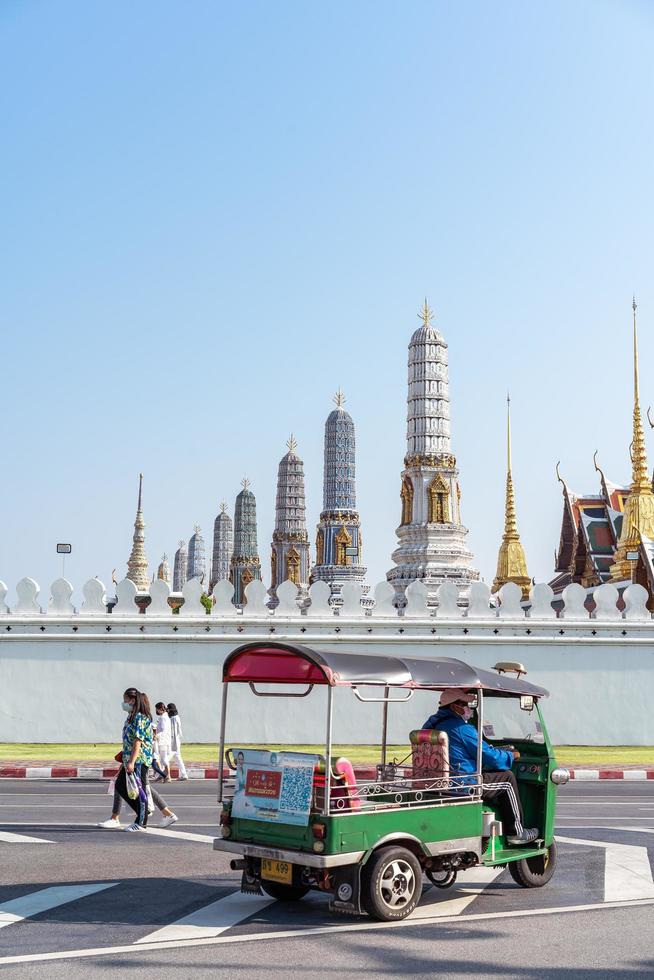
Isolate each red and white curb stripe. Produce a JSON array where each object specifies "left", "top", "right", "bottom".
[{"left": 1, "top": 766, "right": 653, "bottom": 780}]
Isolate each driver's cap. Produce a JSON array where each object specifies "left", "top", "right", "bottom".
[{"left": 440, "top": 688, "right": 476, "bottom": 707}]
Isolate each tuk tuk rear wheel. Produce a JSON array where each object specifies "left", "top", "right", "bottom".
[
  {"left": 361, "top": 846, "right": 423, "bottom": 921},
  {"left": 260, "top": 881, "right": 310, "bottom": 901},
  {"left": 508, "top": 840, "right": 557, "bottom": 888}
]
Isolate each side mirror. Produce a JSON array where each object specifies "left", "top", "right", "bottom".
[{"left": 520, "top": 695, "right": 534, "bottom": 712}]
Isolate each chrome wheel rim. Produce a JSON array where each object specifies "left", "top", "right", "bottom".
[{"left": 379, "top": 859, "right": 415, "bottom": 909}]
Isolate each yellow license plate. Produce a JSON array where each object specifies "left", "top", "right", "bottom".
[{"left": 261, "top": 859, "right": 292, "bottom": 884}]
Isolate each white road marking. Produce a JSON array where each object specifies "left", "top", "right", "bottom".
[
  {"left": 143, "top": 827, "right": 216, "bottom": 843},
  {"left": 1, "top": 897, "right": 653, "bottom": 966},
  {"left": 136, "top": 890, "right": 274, "bottom": 943},
  {"left": 0, "top": 883, "right": 117, "bottom": 931},
  {"left": 557, "top": 801, "right": 654, "bottom": 806},
  {"left": 557, "top": 835, "right": 654, "bottom": 901},
  {"left": 0, "top": 830, "right": 54, "bottom": 844},
  {"left": 412, "top": 867, "right": 501, "bottom": 919}
]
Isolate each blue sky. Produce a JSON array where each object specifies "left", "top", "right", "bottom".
[{"left": 1, "top": 0, "right": 653, "bottom": 602}]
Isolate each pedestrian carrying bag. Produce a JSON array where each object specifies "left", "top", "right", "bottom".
[{"left": 126, "top": 771, "right": 140, "bottom": 800}]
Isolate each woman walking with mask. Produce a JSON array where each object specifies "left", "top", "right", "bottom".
[{"left": 115, "top": 687, "right": 154, "bottom": 832}]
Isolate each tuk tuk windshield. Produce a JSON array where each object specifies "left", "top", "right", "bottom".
[{"left": 482, "top": 696, "right": 544, "bottom": 743}]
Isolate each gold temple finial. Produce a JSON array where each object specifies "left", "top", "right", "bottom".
[
  {"left": 333, "top": 388, "right": 346, "bottom": 409},
  {"left": 286, "top": 433, "right": 298, "bottom": 453},
  {"left": 555, "top": 461, "right": 568, "bottom": 495},
  {"left": 418, "top": 298, "right": 434, "bottom": 328},
  {"left": 193, "top": 523, "right": 201, "bottom": 534},
  {"left": 137, "top": 472, "right": 144, "bottom": 511},
  {"left": 220, "top": 500, "right": 227, "bottom": 514},
  {"left": 492, "top": 394, "right": 530, "bottom": 599},
  {"left": 611, "top": 298, "right": 654, "bottom": 580},
  {"left": 241, "top": 477, "right": 250, "bottom": 491}
]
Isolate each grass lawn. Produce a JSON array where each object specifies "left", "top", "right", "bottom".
[{"left": 1, "top": 743, "right": 653, "bottom": 765}]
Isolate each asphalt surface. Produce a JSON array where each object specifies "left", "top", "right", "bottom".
[{"left": 1, "top": 779, "right": 653, "bottom": 978}]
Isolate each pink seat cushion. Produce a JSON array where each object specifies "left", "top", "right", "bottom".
[
  {"left": 334, "top": 757, "right": 362, "bottom": 810},
  {"left": 409, "top": 729, "right": 450, "bottom": 781}
]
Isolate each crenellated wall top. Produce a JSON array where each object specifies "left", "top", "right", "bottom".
[{"left": 0, "top": 576, "right": 652, "bottom": 636}]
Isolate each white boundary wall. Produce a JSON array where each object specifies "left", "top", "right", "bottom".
[{"left": 1, "top": 576, "right": 653, "bottom": 744}]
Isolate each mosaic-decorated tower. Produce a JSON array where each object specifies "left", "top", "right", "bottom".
[
  {"left": 210, "top": 502, "right": 233, "bottom": 591},
  {"left": 173, "top": 540, "right": 187, "bottom": 592},
  {"left": 187, "top": 524, "right": 206, "bottom": 583},
  {"left": 230, "top": 479, "right": 262, "bottom": 605},
  {"left": 126, "top": 473, "right": 149, "bottom": 592},
  {"left": 387, "top": 301, "right": 478, "bottom": 600},
  {"left": 311, "top": 390, "right": 366, "bottom": 592},
  {"left": 157, "top": 553, "right": 171, "bottom": 586},
  {"left": 270, "top": 436, "right": 311, "bottom": 600}
]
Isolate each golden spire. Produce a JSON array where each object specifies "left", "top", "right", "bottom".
[
  {"left": 220, "top": 500, "right": 227, "bottom": 514},
  {"left": 333, "top": 388, "right": 346, "bottom": 409},
  {"left": 241, "top": 477, "right": 250, "bottom": 492},
  {"left": 418, "top": 298, "right": 434, "bottom": 328},
  {"left": 611, "top": 297, "right": 654, "bottom": 580},
  {"left": 286, "top": 433, "right": 298, "bottom": 453},
  {"left": 492, "top": 394, "right": 531, "bottom": 600}
]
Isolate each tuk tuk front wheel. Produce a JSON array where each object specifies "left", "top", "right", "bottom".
[
  {"left": 508, "top": 840, "right": 558, "bottom": 888},
  {"left": 361, "top": 846, "right": 423, "bottom": 921},
  {"left": 260, "top": 881, "right": 310, "bottom": 901}
]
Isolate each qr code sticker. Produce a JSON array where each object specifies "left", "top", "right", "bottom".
[{"left": 279, "top": 766, "right": 313, "bottom": 815}]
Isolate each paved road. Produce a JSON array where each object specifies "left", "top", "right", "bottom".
[{"left": 1, "top": 780, "right": 653, "bottom": 978}]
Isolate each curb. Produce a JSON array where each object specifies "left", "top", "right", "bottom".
[{"left": 1, "top": 766, "right": 653, "bottom": 780}]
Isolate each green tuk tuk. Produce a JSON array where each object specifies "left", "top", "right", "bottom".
[{"left": 213, "top": 641, "right": 569, "bottom": 921}]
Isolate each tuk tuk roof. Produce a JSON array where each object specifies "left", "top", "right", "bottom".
[{"left": 223, "top": 642, "right": 549, "bottom": 698}]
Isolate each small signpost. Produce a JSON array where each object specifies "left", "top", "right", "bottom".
[{"left": 56, "top": 543, "right": 72, "bottom": 579}]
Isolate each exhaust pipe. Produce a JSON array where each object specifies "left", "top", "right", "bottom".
[{"left": 230, "top": 859, "right": 247, "bottom": 871}]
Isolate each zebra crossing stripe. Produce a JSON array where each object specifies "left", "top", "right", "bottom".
[
  {"left": 0, "top": 830, "right": 54, "bottom": 844},
  {"left": 0, "top": 883, "right": 118, "bottom": 931}
]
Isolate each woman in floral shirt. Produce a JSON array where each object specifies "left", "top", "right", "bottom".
[{"left": 114, "top": 687, "right": 154, "bottom": 831}]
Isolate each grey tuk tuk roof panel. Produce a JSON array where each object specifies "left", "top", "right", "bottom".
[{"left": 223, "top": 642, "right": 549, "bottom": 698}]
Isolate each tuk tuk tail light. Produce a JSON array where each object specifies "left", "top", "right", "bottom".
[
  {"left": 551, "top": 767, "right": 570, "bottom": 785},
  {"left": 313, "top": 841, "right": 325, "bottom": 853},
  {"left": 312, "top": 822, "right": 326, "bottom": 840}
]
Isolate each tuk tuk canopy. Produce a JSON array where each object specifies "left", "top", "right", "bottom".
[{"left": 222, "top": 642, "right": 549, "bottom": 699}]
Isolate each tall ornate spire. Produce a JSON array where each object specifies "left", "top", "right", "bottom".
[
  {"left": 126, "top": 473, "right": 149, "bottom": 592},
  {"left": 270, "top": 437, "right": 310, "bottom": 600},
  {"left": 387, "top": 301, "right": 477, "bottom": 599},
  {"left": 230, "top": 481, "right": 262, "bottom": 605},
  {"left": 611, "top": 298, "right": 654, "bottom": 580},
  {"left": 492, "top": 395, "right": 531, "bottom": 599},
  {"left": 157, "top": 553, "right": 171, "bottom": 585},
  {"left": 187, "top": 524, "right": 206, "bottom": 583},
  {"left": 311, "top": 394, "right": 367, "bottom": 595},
  {"left": 210, "top": 502, "right": 233, "bottom": 591},
  {"left": 173, "top": 539, "right": 188, "bottom": 592}
]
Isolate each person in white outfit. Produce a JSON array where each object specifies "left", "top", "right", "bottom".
[
  {"left": 167, "top": 702, "right": 188, "bottom": 780},
  {"left": 154, "top": 702, "right": 172, "bottom": 781}
]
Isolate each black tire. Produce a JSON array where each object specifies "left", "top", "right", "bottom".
[
  {"left": 508, "top": 840, "right": 558, "bottom": 888},
  {"left": 260, "top": 880, "right": 310, "bottom": 901},
  {"left": 426, "top": 869, "right": 457, "bottom": 889},
  {"left": 361, "top": 846, "right": 423, "bottom": 921}
]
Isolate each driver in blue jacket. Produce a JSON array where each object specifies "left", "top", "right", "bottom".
[{"left": 423, "top": 688, "right": 539, "bottom": 846}]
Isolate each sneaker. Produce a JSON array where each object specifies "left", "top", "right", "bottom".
[
  {"left": 97, "top": 818, "right": 122, "bottom": 830},
  {"left": 178, "top": 776, "right": 189, "bottom": 781},
  {"left": 123, "top": 823, "right": 146, "bottom": 833},
  {"left": 160, "top": 813, "right": 179, "bottom": 828},
  {"left": 507, "top": 828, "right": 539, "bottom": 845}
]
